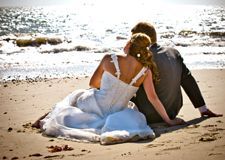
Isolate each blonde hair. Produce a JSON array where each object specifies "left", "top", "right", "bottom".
[{"left": 128, "top": 33, "right": 159, "bottom": 83}]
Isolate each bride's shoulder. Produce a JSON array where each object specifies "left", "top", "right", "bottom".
[
  {"left": 102, "top": 53, "right": 125, "bottom": 59},
  {"left": 101, "top": 54, "right": 112, "bottom": 61}
]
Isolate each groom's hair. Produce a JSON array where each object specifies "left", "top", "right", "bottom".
[{"left": 131, "top": 22, "right": 157, "bottom": 44}]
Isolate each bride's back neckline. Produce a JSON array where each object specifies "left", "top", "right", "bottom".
[
  {"left": 103, "top": 71, "right": 138, "bottom": 89},
  {"left": 103, "top": 54, "right": 147, "bottom": 88}
]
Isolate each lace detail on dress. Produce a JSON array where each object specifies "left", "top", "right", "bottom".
[
  {"left": 110, "top": 54, "right": 121, "bottom": 78},
  {"left": 129, "top": 67, "right": 147, "bottom": 86}
]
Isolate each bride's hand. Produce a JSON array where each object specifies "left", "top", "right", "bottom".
[{"left": 167, "top": 117, "right": 186, "bottom": 126}]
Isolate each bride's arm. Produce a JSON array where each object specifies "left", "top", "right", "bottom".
[
  {"left": 89, "top": 55, "right": 106, "bottom": 88},
  {"left": 143, "top": 69, "right": 185, "bottom": 126}
]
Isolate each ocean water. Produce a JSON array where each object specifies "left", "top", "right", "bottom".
[{"left": 0, "top": 0, "right": 225, "bottom": 81}]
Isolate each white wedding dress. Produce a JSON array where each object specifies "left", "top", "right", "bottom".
[{"left": 40, "top": 54, "right": 155, "bottom": 144}]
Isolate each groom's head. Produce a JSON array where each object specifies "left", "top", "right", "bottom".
[{"left": 131, "top": 22, "right": 157, "bottom": 44}]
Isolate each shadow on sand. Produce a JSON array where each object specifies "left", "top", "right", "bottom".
[
  {"left": 151, "top": 116, "right": 208, "bottom": 137},
  {"left": 136, "top": 116, "right": 208, "bottom": 144}
]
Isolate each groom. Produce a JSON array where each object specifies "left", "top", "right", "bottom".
[{"left": 131, "top": 22, "right": 223, "bottom": 124}]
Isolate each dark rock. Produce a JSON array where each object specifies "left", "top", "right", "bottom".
[
  {"left": 74, "top": 45, "right": 90, "bottom": 51},
  {"left": 47, "top": 38, "right": 62, "bottom": 45}
]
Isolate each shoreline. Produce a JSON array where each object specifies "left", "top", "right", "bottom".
[
  {"left": 1, "top": 68, "right": 224, "bottom": 83},
  {"left": 0, "top": 69, "right": 225, "bottom": 160}
]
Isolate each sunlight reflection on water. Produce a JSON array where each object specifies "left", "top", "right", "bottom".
[{"left": 0, "top": 1, "right": 225, "bottom": 81}]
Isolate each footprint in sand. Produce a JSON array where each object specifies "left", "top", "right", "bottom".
[
  {"left": 47, "top": 145, "right": 74, "bottom": 153},
  {"left": 162, "top": 146, "right": 181, "bottom": 151},
  {"left": 154, "top": 146, "right": 180, "bottom": 156},
  {"left": 202, "top": 124, "right": 225, "bottom": 137},
  {"left": 208, "top": 153, "right": 223, "bottom": 156},
  {"left": 146, "top": 143, "right": 165, "bottom": 148},
  {"left": 208, "top": 128, "right": 225, "bottom": 132},
  {"left": 199, "top": 133, "right": 218, "bottom": 142},
  {"left": 121, "top": 152, "right": 132, "bottom": 156},
  {"left": 67, "top": 149, "right": 91, "bottom": 157},
  {"left": 44, "top": 155, "right": 64, "bottom": 159},
  {"left": 68, "top": 153, "right": 85, "bottom": 157},
  {"left": 202, "top": 125, "right": 217, "bottom": 128},
  {"left": 20, "top": 122, "right": 42, "bottom": 133},
  {"left": 81, "top": 149, "right": 91, "bottom": 153},
  {"left": 216, "top": 120, "right": 223, "bottom": 123},
  {"left": 155, "top": 152, "right": 169, "bottom": 155}
]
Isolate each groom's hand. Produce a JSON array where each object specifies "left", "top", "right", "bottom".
[{"left": 201, "top": 109, "right": 223, "bottom": 118}]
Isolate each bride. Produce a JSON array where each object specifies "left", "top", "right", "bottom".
[{"left": 32, "top": 33, "right": 184, "bottom": 144}]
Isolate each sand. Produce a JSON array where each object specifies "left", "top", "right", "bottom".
[{"left": 0, "top": 69, "right": 225, "bottom": 160}]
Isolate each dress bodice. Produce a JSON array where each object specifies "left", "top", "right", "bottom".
[
  {"left": 95, "top": 71, "right": 138, "bottom": 115},
  {"left": 94, "top": 53, "right": 147, "bottom": 116}
]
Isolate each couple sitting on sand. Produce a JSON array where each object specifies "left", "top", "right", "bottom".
[{"left": 32, "top": 22, "right": 222, "bottom": 144}]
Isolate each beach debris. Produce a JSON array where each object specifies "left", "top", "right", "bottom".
[
  {"left": 7, "top": 127, "right": 13, "bottom": 132},
  {"left": 47, "top": 146, "right": 62, "bottom": 152},
  {"left": 22, "top": 122, "right": 32, "bottom": 129},
  {"left": 199, "top": 136, "right": 217, "bottom": 142},
  {"left": 199, "top": 133, "right": 218, "bottom": 142},
  {"left": 21, "top": 122, "right": 41, "bottom": 133},
  {"left": 121, "top": 152, "right": 131, "bottom": 156},
  {"left": 60, "top": 145, "right": 74, "bottom": 151},
  {"left": 44, "top": 155, "right": 64, "bottom": 159},
  {"left": 81, "top": 149, "right": 91, "bottom": 153},
  {"left": 29, "top": 153, "right": 43, "bottom": 157},
  {"left": 11, "top": 157, "right": 19, "bottom": 160},
  {"left": 17, "top": 129, "right": 25, "bottom": 133},
  {"left": 47, "top": 145, "right": 74, "bottom": 153}
]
